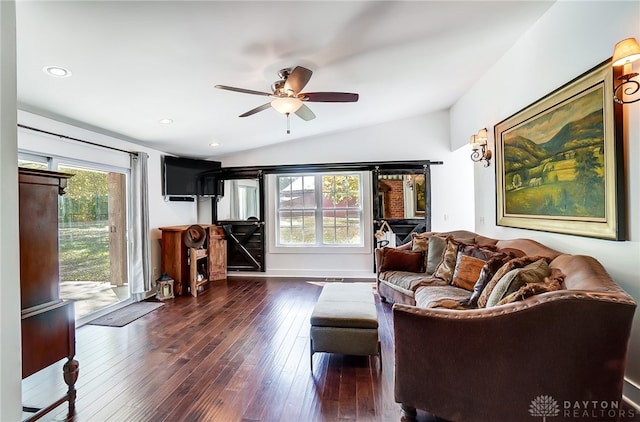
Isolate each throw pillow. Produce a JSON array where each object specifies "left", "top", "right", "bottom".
[
  {"left": 485, "top": 259, "right": 550, "bottom": 307},
  {"left": 381, "top": 247, "right": 424, "bottom": 273},
  {"left": 411, "top": 232, "right": 432, "bottom": 271},
  {"left": 497, "top": 269, "right": 565, "bottom": 305},
  {"left": 451, "top": 254, "right": 486, "bottom": 291},
  {"left": 466, "top": 254, "right": 512, "bottom": 307},
  {"left": 411, "top": 233, "right": 430, "bottom": 253},
  {"left": 425, "top": 235, "right": 448, "bottom": 275},
  {"left": 433, "top": 238, "right": 460, "bottom": 283},
  {"left": 477, "top": 255, "right": 551, "bottom": 308}
]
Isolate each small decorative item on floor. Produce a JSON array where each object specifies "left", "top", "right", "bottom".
[
  {"left": 156, "top": 272, "right": 175, "bottom": 301},
  {"left": 375, "top": 220, "right": 396, "bottom": 248}
]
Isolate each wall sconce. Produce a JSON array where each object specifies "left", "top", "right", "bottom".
[
  {"left": 470, "top": 128, "right": 492, "bottom": 167},
  {"left": 612, "top": 37, "right": 640, "bottom": 104}
]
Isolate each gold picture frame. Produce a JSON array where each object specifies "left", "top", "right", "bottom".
[{"left": 495, "top": 60, "right": 625, "bottom": 240}]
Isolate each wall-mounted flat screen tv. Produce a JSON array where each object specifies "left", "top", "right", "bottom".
[{"left": 162, "top": 156, "right": 222, "bottom": 196}]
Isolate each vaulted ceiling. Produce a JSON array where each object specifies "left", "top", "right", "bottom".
[{"left": 16, "top": 1, "right": 554, "bottom": 158}]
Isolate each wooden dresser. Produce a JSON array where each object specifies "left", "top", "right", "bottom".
[
  {"left": 19, "top": 168, "right": 78, "bottom": 420},
  {"left": 159, "top": 224, "right": 226, "bottom": 296}
]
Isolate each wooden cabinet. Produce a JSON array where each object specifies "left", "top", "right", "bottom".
[
  {"left": 159, "top": 224, "right": 226, "bottom": 296},
  {"left": 19, "top": 168, "right": 78, "bottom": 420}
]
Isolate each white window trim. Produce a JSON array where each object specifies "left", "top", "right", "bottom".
[{"left": 267, "top": 172, "right": 373, "bottom": 255}]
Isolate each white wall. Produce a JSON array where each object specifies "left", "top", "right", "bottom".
[
  {"left": 450, "top": 1, "right": 640, "bottom": 407},
  {"left": 218, "top": 110, "right": 474, "bottom": 277},
  {"left": 0, "top": 1, "right": 22, "bottom": 419}
]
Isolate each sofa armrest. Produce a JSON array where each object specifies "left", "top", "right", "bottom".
[{"left": 393, "top": 292, "right": 636, "bottom": 422}]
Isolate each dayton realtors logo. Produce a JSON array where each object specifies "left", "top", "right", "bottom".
[
  {"left": 529, "top": 395, "right": 638, "bottom": 420},
  {"left": 529, "top": 395, "right": 560, "bottom": 421}
]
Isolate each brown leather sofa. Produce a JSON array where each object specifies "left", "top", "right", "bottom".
[{"left": 376, "top": 230, "right": 637, "bottom": 422}]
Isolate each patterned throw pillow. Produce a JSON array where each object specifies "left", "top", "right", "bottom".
[
  {"left": 485, "top": 259, "right": 550, "bottom": 307},
  {"left": 411, "top": 232, "right": 432, "bottom": 271},
  {"left": 433, "top": 238, "right": 460, "bottom": 283},
  {"left": 477, "top": 255, "right": 551, "bottom": 308},
  {"left": 451, "top": 254, "right": 487, "bottom": 291},
  {"left": 497, "top": 269, "right": 564, "bottom": 305},
  {"left": 411, "top": 234, "right": 430, "bottom": 252},
  {"left": 467, "top": 255, "right": 512, "bottom": 307},
  {"left": 447, "top": 244, "right": 509, "bottom": 296}
]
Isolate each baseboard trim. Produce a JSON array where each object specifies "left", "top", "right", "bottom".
[
  {"left": 227, "top": 270, "right": 376, "bottom": 280},
  {"left": 226, "top": 271, "right": 376, "bottom": 279}
]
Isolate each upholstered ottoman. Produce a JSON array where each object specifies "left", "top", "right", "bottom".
[{"left": 310, "top": 282, "right": 381, "bottom": 371}]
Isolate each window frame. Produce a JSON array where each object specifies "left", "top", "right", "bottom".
[{"left": 270, "top": 171, "right": 371, "bottom": 253}]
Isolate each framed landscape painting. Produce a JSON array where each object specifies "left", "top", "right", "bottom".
[
  {"left": 414, "top": 175, "right": 426, "bottom": 216},
  {"left": 495, "top": 60, "right": 625, "bottom": 240}
]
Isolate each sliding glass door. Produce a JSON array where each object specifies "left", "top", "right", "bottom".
[{"left": 56, "top": 164, "right": 130, "bottom": 319}]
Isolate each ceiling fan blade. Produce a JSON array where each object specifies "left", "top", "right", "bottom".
[
  {"left": 239, "top": 103, "right": 272, "bottom": 117},
  {"left": 295, "top": 104, "right": 316, "bottom": 121},
  {"left": 215, "top": 85, "right": 272, "bottom": 97},
  {"left": 301, "top": 92, "right": 359, "bottom": 102},
  {"left": 284, "top": 66, "right": 313, "bottom": 95}
]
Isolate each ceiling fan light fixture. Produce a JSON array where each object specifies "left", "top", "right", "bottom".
[{"left": 271, "top": 97, "right": 303, "bottom": 115}]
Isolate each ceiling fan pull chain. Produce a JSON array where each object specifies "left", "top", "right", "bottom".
[{"left": 286, "top": 113, "right": 291, "bottom": 134}]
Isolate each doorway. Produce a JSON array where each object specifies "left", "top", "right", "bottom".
[
  {"left": 373, "top": 166, "right": 432, "bottom": 248},
  {"left": 57, "top": 164, "right": 130, "bottom": 319}
]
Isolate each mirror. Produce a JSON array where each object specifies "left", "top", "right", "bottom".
[
  {"left": 377, "top": 174, "right": 425, "bottom": 219},
  {"left": 216, "top": 178, "right": 260, "bottom": 220}
]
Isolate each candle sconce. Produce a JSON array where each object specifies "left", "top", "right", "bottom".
[{"left": 470, "top": 128, "right": 492, "bottom": 167}]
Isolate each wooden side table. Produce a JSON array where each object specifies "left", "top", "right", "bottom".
[{"left": 159, "top": 224, "right": 226, "bottom": 296}]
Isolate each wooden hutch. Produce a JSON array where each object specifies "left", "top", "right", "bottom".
[
  {"left": 159, "top": 224, "right": 226, "bottom": 296},
  {"left": 19, "top": 168, "right": 78, "bottom": 420}
]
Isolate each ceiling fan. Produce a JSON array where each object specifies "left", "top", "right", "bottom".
[{"left": 215, "top": 66, "right": 359, "bottom": 133}]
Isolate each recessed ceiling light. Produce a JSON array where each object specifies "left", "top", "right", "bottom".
[
  {"left": 43, "top": 66, "right": 71, "bottom": 78},
  {"left": 209, "top": 142, "right": 221, "bottom": 147},
  {"left": 159, "top": 118, "right": 174, "bottom": 125}
]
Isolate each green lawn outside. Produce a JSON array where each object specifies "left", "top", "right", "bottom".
[{"left": 59, "top": 221, "right": 110, "bottom": 282}]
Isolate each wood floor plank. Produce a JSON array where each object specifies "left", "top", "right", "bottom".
[{"left": 21, "top": 277, "right": 447, "bottom": 422}]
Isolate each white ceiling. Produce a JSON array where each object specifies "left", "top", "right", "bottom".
[{"left": 15, "top": 1, "right": 554, "bottom": 159}]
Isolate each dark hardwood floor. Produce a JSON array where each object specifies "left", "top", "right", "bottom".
[{"left": 22, "top": 277, "right": 440, "bottom": 422}]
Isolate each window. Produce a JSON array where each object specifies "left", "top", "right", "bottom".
[
  {"left": 277, "top": 173, "right": 362, "bottom": 246},
  {"left": 18, "top": 153, "right": 49, "bottom": 170}
]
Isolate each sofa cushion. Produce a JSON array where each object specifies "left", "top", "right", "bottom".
[
  {"left": 485, "top": 259, "right": 550, "bottom": 307},
  {"left": 381, "top": 247, "right": 423, "bottom": 273},
  {"left": 477, "top": 255, "right": 552, "bottom": 308},
  {"left": 414, "top": 285, "right": 472, "bottom": 309},
  {"left": 451, "top": 254, "right": 486, "bottom": 291},
  {"left": 379, "top": 271, "right": 446, "bottom": 297}
]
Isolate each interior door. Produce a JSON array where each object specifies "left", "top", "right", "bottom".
[
  {"left": 213, "top": 173, "right": 266, "bottom": 272},
  {"left": 372, "top": 166, "right": 431, "bottom": 248},
  {"left": 221, "top": 221, "right": 265, "bottom": 271}
]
